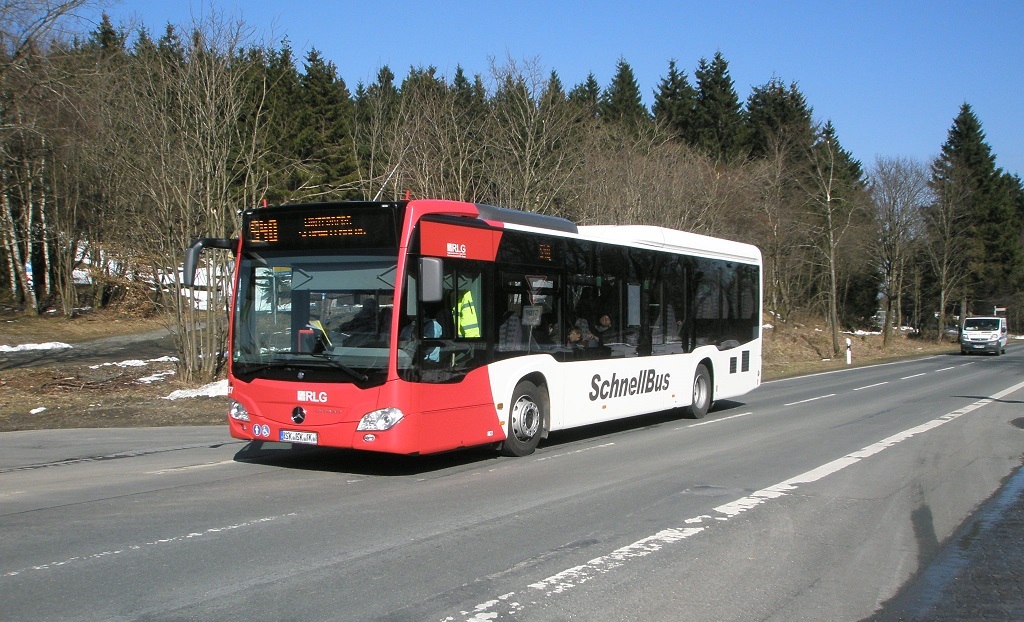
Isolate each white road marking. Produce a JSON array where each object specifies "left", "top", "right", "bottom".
[
  {"left": 683, "top": 411, "right": 753, "bottom": 428},
  {"left": 783, "top": 393, "right": 836, "bottom": 407},
  {"left": 853, "top": 382, "right": 889, "bottom": 391},
  {"left": 146, "top": 459, "right": 237, "bottom": 475},
  {"left": 452, "top": 377, "right": 1024, "bottom": 621},
  {"left": 900, "top": 373, "right": 927, "bottom": 380},
  {"left": 2, "top": 513, "right": 298, "bottom": 578},
  {"left": 536, "top": 443, "right": 616, "bottom": 462}
]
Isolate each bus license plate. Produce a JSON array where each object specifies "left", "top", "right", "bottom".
[{"left": 280, "top": 430, "right": 318, "bottom": 444}]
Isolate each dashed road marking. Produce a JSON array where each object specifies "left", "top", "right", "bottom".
[
  {"left": 854, "top": 382, "right": 889, "bottom": 391},
  {"left": 783, "top": 394, "right": 836, "bottom": 407}
]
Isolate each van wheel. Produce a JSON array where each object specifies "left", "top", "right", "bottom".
[
  {"left": 686, "top": 364, "right": 712, "bottom": 419},
  {"left": 500, "top": 380, "right": 545, "bottom": 457}
]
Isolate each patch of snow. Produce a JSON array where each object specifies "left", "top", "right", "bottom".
[
  {"left": 164, "top": 379, "right": 228, "bottom": 400},
  {"left": 138, "top": 370, "right": 176, "bottom": 384},
  {"left": 89, "top": 356, "right": 179, "bottom": 370},
  {"left": 0, "top": 342, "right": 73, "bottom": 352},
  {"left": 147, "top": 356, "right": 178, "bottom": 363}
]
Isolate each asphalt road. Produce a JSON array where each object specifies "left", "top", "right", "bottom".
[{"left": 2, "top": 348, "right": 1022, "bottom": 621}]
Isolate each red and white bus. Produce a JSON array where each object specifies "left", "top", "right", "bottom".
[{"left": 184, "top": 199, "right": 762, "bottom": 456}]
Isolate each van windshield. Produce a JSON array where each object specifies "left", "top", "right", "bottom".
[{"left": 963, "top": 319, "right": 1001, "bottom": 331}]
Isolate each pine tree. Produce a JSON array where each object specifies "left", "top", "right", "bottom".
[
  {"left": 247, "top": 41, "right": 301, "bottom": 203},
  {"left": 599, "top": 58, "right": 649, "bottom": 124},
  {"left": 693, "top": 51, "right": 744, "bottom": 160},
  {"left": 568, "top": 73, "right": 601, "bottom": 119},
  {"left": 543, "top": 70, "right": 566, "bottom": 104},
  {"left": 295, "top": 48, "right": 357, "bottom": 198},
  {"left": 744, "top": 77, "right": 814, "bottom": 159},
  {"left": 652, "top": 59, "right": 697, "bottom": 142},
  {"left": 88, "top": 13, "right": 127, "bottom": 56},
  {"left": 930, "top": 103, "right": 1021, "bottom": 308},
  {"left": 451, "top": 65, "right": 487, "bottom": 120}
]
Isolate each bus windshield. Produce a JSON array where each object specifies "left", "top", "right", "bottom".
[{"left": 233, "top": 251, "right": 402, "bottom": 385}]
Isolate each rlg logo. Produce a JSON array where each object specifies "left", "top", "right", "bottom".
[
  {"left": 297, "top": 390, "right": 328, "bottom": 403},
  {"left": 446, "top": 242, "right": 467, "bottom": 258}
]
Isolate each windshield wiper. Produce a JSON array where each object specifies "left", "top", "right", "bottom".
[
  {"left": 313, "top": 352, "right": 369, "bottom": 382},
  {"left": 234, "top": 355, "right": 296, "bottom": 378}
]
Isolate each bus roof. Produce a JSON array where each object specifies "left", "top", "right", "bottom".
[{"left": 576, "top": 224, "right": 762, "bottom": 264}]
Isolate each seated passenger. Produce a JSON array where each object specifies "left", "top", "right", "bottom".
[
  {"left": 423, "top": 318, "right": 442, "bottom": 362},
  {"left": 593, "top": 313, "right": 614, "bottom": 344},
  {"left": 567, "top": 327, "right": 585, "bottom": 350},
  {"left": 574, "top": 318, "right": 599, "bottom": 347}
]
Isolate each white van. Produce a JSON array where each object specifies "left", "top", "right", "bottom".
[{"left": 960, "top": 316, "right": 1008, "bottom": 355}]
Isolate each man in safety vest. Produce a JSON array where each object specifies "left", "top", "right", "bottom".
[{"left": 455, "top": 289, "right": 480, "bottom": 337}]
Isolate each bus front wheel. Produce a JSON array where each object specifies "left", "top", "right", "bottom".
[
  {"left": 500, "top": 380, "right": 545, "bottom": 457},
  {"left": 686, "top": 364, "right": 712, "bottom": 419}
]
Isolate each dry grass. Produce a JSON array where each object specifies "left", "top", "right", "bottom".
[
  {"left": 0, "top": 308, "right": 222, "bottom": 432},
  {"left": 763, "top": 322, "right": 957, "bottom": 380},
  {"left": 0, "top": 307, "right": 169, "bottom": 344}
]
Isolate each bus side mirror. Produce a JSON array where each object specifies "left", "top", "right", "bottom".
[
  {"left": 182, "top": 238, "right": 235, "bottom": 287},
  {"left": 420, "top": 257, "right": 444, "bottom": 303}
]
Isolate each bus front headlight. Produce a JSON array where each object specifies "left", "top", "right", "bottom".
[
  {"left": 229, "top": 399, "right": 250, "bottom": 422},
  {"left": 357, "top": 407, "right": 404, "bottom": 431}
]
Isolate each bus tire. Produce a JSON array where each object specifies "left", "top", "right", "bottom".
[
  {"left": 500, "top": 380, "right": 545, "bottom": 457},
  {"left": 686, "top": 364, "right": 712, "bottom": 419}
]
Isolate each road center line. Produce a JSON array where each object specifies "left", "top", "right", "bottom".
[
  {"left": 684, "top": 411, "right": 753, "bottom": 428},
  {"left": 783, "top": 394, "right": 836, "bottom": 407},
  {"left": 146, "top": 459, "right": 237, "bottom": 475},
  {"left": 853, "top": 382, "right": 889, "bottom": 391},
  {"left": 2, "top": 513, "right": 298, "bottom": 579},
  {"left": 455, "top": 377, "right": 1024, "bottom": 622},
  {"left": 535, "top": 443, "right": 616, "bottom": 462},
  {"left": 900, "top": 373, "right": 927, "bottom": 380}
]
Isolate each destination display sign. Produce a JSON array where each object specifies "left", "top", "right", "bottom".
[{"left": 244, "top": 205, "right": 398, "bottom": 249}]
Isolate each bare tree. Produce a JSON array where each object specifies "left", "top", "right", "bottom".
[
  {"left": 923, "top": 160, "right": 972, "bottom": 342},
  {"left": 113, "top": 13, "right": 271, "bottom": 382},
  {"left": 802, "top": 128, "right": 867, "bottom": 355},
  {"left": 483, "top": 57, "right": 583, "bottom": 217},
  {"left": 0, "top": 0, "right": 99, "bottom": 312},
  {"left": 378, "top": 66, "right": 483, "bottom": 201},
  {"left": 869, "top": 156, "right": 929, "bottom": 347},
  {"left": 353, "top": 66, "right": 404, "bottom": 200},
  {"left": 745, "top": 136, "right": 811, "bottom": 324}
]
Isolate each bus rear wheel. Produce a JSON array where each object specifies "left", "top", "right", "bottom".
[
  {"left": 686, "top": 364, "right": 712, "bottom": 419},
  {"left": 500, "top": 380, "right": 545, "bottom": 457}
]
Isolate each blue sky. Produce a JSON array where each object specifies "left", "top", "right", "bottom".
[{"left": 97, "top": 1, "right": 1023, "bottom": 178}]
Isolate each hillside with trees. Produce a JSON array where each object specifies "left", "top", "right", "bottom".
[{"left": 2, "top": 3, "right": 1022, "bottom": 382}]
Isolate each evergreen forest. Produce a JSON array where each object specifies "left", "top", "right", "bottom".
[{"left": 2, "top": 5, "right": 1022, "bottom": 381}]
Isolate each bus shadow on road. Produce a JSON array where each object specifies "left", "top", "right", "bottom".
[
  {"left": 231, "top": 440, "right": 502, "bottom": 476},
  {"left": 541, "top": 399, "right": 749, "bottom": 449},
  {"left": 230, "top": 400, "right": 749, "bottom": 476}
]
